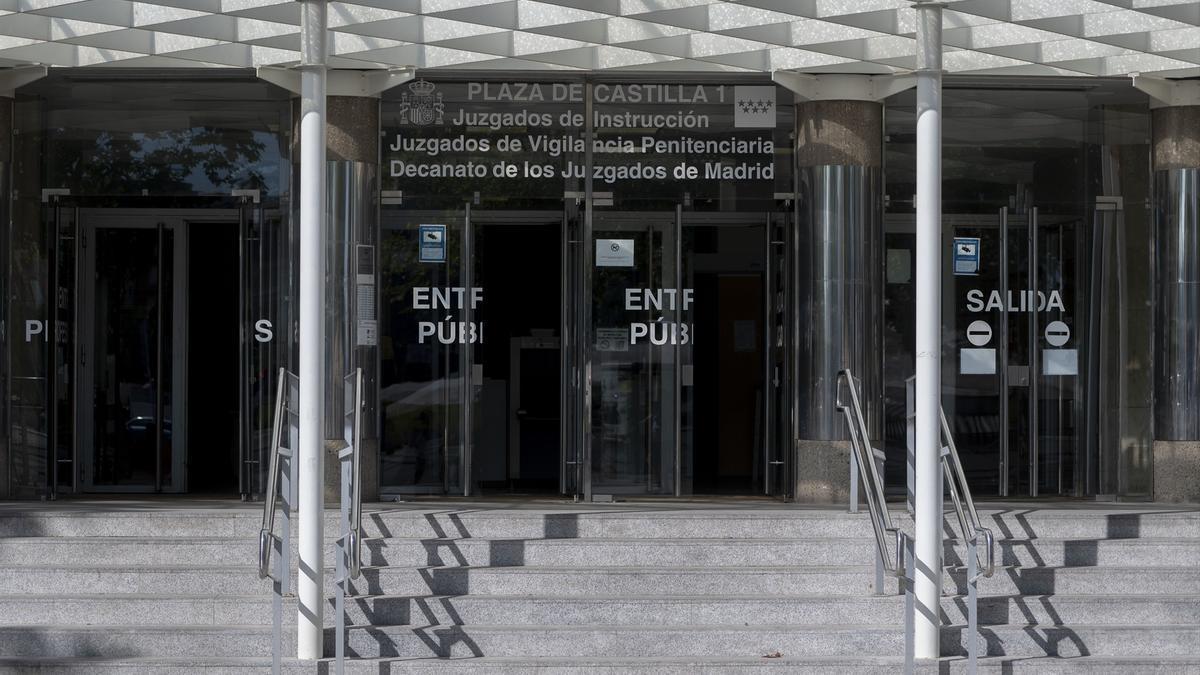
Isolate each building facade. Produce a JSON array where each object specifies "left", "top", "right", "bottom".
[{"left": 0, "top": 63, "right": 1194, "bottom": 505}]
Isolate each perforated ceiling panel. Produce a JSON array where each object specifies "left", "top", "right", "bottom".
[{"left": 0, "top": 0, "right": 1195, "bottom": 77}]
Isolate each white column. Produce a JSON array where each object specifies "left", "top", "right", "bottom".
[
  {"left": 296, "top": 0, "right": 327, "bottom": 661},
  {"left": 913, "top": 0, "right": 944, "bottom": 661}
]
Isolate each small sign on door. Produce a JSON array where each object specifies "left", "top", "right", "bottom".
[
  {"left": 953, "top": 237, "right": 980, "bottom": 276},
  {"left": 596, "top": 239, "right": 634, "bottom": 267},
  {"left": 419, "top": 224, "right": 446, "bottom": 263}
]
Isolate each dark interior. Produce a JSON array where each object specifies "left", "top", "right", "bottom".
[
  {"left": 186, "top": 222, "right": 241, "bottom": 493},
  {"left": 475, "top": 222, "right": 561, "bottom": 493}
]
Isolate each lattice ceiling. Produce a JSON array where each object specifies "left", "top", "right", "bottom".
[{"left": 0, "top": 0, "right": 1197, "bottom": 78}]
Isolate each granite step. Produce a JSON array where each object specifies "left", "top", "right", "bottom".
[
  {"left": 941, "top": 623, "right": 1200, "bottom": 658},
  {"left": 331, "top": 624, "right": 904, "bottom": 658},
  {"left": 0, "top": 625, "right": 276, "bottom": 658}
]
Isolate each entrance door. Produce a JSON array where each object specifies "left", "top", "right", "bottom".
[
  {"left": 75, "top": 208, "right": 261, "bottom": 495},
  {"left": 379, "top": 205, "right": 565, "bottom": 496},
  {"left": 580, "top": 207, "right": 776, "bottom": 498},
  {"left": 946, "top": 207, "right": 1088, "bottom": 496},
  {"left": 79, "top": 219, "right": 185, "bottom": 492},
  {"left": 588, "top": 212, "right": 681, "bottom": 496}
]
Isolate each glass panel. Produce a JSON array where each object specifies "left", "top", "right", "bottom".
[
  {"left": 590, "top": 214, "right": 677, "bottom": 494},
  {"left": 90, "top": 227, "right": 172, "bottom": 489},
  {"left": 767, "top": 209, "right": 792, "bottom": 497},
  {"left": 562, "top": 204, "right": 586, "bottom": 498},
  {"left": 51, "top": 206, "right": 77, "bottom": 491},
  {"left": 681, "top": 213, "right": 767, "bottom": 495},
  {"left": 19, "top": 75, "right": 288, "bottom": 199},
  {"left": 243, "top": 205, "right": 290, "bottom": 498},
  {"left": 944, "top": 213, "right": 1005, "bottom": 496},
  {"left": 884, "top": 84, "right": 1152, "bottom": 499},
  {"left": 160, "top": 228, "right": 175, "bottom": 489},
  {"left": 1036, "top": 214, "right": 1085, "bottom": 495},
  {"left": 1004, "top": 213, "right": 1033, "bottom": 496},
  {"left": 379, "top": 205, "right": 470, "bottom": 494}
]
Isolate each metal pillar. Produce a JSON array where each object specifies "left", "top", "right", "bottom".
[
  {"left": 296, "top": 0, "right": 328, "bottom": 660},
  {"left": 913, "top": 1, "right": 944, "bottom": 661}
]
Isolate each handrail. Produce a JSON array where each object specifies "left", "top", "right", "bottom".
[
  {"left": 336, "top": 368, "right": 365, "bottom": 674},
  {"left": 348, "top": 367, "right": 364, "bottom": 579},
  {"left": 258, "top": 367, "right": 289, "bottom": 579},
  {"left": 836, "top": 369, "right": 905, "bottom": 577},
  {"left": 939, "top": 407, "right": 995, "bottom": 579},
  {"left": 257, "top": 367, "right": 296, "bottom": 675}
]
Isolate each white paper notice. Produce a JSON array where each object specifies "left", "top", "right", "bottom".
[
  {"left": 596, "top": 239, "right": 634, "bottom": 267},
  {"left": 357, "top": 320, "right": 378, "bottom": 347},
  {"left": 960, "top": 348, "right": 996, "bottom": 375}
]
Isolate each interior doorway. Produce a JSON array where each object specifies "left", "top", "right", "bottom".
[
  {"left": 474, "top": 220, "right": 562, "bottom": 493},
  {"left": 77, "top": 210, "right": 246, "bottom": 494},
  {"left": 186, "top": 223, "right": 240, "bottom": 493}
]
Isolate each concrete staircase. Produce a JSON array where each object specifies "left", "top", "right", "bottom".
[
  {"left": 940, "top": 506, "right": 1200, "bottom": 673},
  {"left": 0, "top": 505, "right": 277, "bottom": 673},
  {"left": 0, "top": 503, "right": 1196, "bottom": 673}
]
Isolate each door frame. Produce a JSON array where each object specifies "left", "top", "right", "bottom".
[{"left": 77, "top": 208, "right": 241, "bottom": 493}]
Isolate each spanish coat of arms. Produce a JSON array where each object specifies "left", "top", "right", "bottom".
[{"left": 397, "top": 79, "right": 444, "bottom": 126}]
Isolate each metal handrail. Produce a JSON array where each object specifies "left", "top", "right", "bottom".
[
  {"left": 335, "top": 368, "right": 365, "bottom": 675},
  {"left": 940, "top": 408, "right": 995, "bottom": 579},
  {"left": 258, "top": 367, "right": 289, "bottom": 579},
  {"left": 348, "top": 367, "right": 364, "bottom": 579},
  {"left": 836, "top": 369, "right": 906, "bottom": 577}
]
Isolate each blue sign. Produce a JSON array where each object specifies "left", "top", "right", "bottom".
[
  {"left": 953, "top": 237, "right": 980, "bottom": 276},
  {"left": 419, "top": 224, "right": 446, "bottom": 263}
]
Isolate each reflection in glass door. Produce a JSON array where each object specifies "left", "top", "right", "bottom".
[
  {"left": 379, "top": 205, "right": 473, "bottom": 495},
  {"left": 79, "top": 221, "right": 185, "bottom": 491}
]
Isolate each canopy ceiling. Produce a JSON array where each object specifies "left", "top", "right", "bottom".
[{"left": 0, "top": 0, "right": 1197, "bottom": 78}]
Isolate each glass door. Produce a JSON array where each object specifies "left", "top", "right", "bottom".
[
  {"left": 48, "top": 200, "right": 78, "bottom": 495},
  {"left": 946, "top": 207, "right": 1088, "bottom": 496},
  {"left": 379, "top": 203, "right": 474, "bottom": 495},
  {"left": 239, "top": 198, "right": 290, "bottom": 499},
  {"left": 78, "top": 218, "right": 185, "bottom": 492},
  {"left": 588, "top": 212, "right": 681, "bottom": 496}
]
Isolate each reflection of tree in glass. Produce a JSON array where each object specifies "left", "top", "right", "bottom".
[{"left": 55, "top": 127, "right": 268, "bottom": 194}]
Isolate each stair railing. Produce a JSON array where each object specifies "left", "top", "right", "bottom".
[
  {"left": 939, "top": 406, "right": 995, "bottom": 674},
  {"left": 904, "top": 375, "right": 995, "bottom": 674},
  {"left": 257, "top": 367, "right": 299, "bottom": 675},
  {"left": 837, "top": 369, "right": 915, "bottom": 672},
  {"left": 835, "top": 370, "right": 908, "bottom": 585},
  {"left": 335, "top": 368, "right": 365, "bottom": 675}
]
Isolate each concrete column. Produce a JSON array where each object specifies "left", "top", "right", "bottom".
[
  {"left": 791, "top": 99, "right": 884, "bottom": 503},
  {"left": 1151, "top": 104, "right": 1200, "bottom": 503},
  {"left": 324, "top": 95, "right": 380, "bottom": 503}
]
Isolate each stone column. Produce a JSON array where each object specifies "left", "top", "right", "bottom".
[
  {"left": 323, "top": 95, "right": 381, "bottom": 503},
  {"left": 792, "top": 99, "right": 884, "bottom": 503},
  {"left": 1151, "top": 104, "right": 1200, "bottom": 503}
]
